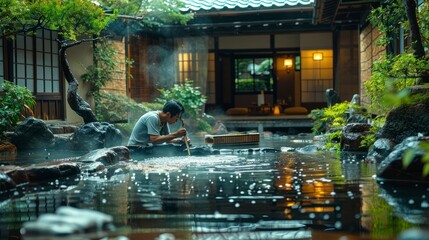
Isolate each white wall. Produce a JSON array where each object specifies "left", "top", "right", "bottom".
[{"left": 64, "top": 41, "right": 94, "bottom": 125}]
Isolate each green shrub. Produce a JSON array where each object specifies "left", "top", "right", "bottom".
[
  {"left": 94, "top": 91, "right": 162, "bottom": 124},
  {"left": 81, "top": 39, "right": 120, "bottom": 94},
  {"left": 236, "top": 78, "right": 270, "bottom": 92},
  {"left": 156, "top": 80, "right": 213, "bottom": 133},
  {"left": 309, "top": 101, "right": 368, "bottom": 150},
  {"left": 360, "top": 115, "right": 385, "bottom": 149},
  {"left": 364, "top": 54, "right": 428, "bottom": 114},
  {"left": 0, "top": 81, "right": 35, "bottom": 138},
  {"left": 309, "top": 102, "right": 350, "bottom": 133},
  {"left": 94, "top": 91, "right": 163, "bottom": 137}
]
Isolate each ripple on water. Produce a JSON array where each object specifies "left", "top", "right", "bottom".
[{"left": 126, "top": 155, "right": 242, "bottom": 172}]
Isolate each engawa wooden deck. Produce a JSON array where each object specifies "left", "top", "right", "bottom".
[
  {"left": 205, "top": 133, "right": 260, "bottom": 146},
  {"left": 215, "top": 114, "right": 313, "bottom": 133}
]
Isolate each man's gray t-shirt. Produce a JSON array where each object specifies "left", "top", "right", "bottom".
[{"left": 128, "top": 111, "right": 166, "bottom": 145}]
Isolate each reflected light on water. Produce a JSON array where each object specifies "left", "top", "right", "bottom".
[{"left": 1, "top": 135, "right": 429, "bottom": 239}]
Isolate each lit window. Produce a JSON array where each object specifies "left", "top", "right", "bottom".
[{"left": 235, "top": 57, "right": 274, "bottom": 93}]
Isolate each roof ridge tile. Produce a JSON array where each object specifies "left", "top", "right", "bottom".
[{"left": 181, "top": 0, "right": 314, "bottom": 12}]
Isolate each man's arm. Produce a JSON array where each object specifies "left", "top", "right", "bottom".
[{"left": 150, "top": 127, "right": 187, "bottom": 144}]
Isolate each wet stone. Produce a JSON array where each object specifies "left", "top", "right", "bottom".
[
  {"left": 1, "top": 161, "right": 80, "bottom": 187},
  {"left": 49, "top": 126, "right": 65, "bottom": 134},
  {"left": 10, "top": 116, "right": 55, "bottom": 150},
  {"left": 70, "top": 122, "right": 123, "bottom": 151},
  {"left": 1, "top": 166, "right": 29, "bottom": 185},
  {"left": 280, "top": 147, "right": 295, "bottom": 152},
  {"left": 340, "top": 123, "right": 371, "bottom": 151},
  {"left": 21, "top": 206, "right": 117, "bottom": 237},
  {"left": 189, "top": 146, "right": 220, "bottom": 155},
  {"left": 53, "top": 134, "right": 73, "bottom": 150},
  {"left": 398, "top": 227, "right": 429, "bottom": 240},
  {"left": 379, "top": 97, "right": 429, "bottom": 144},
  {"left": 0, "top": 147, "right": 129, "bottom": 191},
  {"left": 296, "top": 145, "right": 320, "bottom": 154},
  {"left": 377, "top": 136, "right": 429, "bottom": 181},
  {"left": 366, "top": 138, "right": 396, "bottom": 163},
  {"left": 26, "top": 162, "right": 80, "bottom": 182},
  {"left": 0, "top": 141, "right": 17, "bottom": 154},
  {"left": 78, "top": 146, "right": 130, "bottom": 165},
  {"left": 259, "top": 147, "right": 280, "bottom": 153},
  {"left": 56, "top": 206, "right": 115, "bottom": 231},
  {"left": 81, "top": 162, "right": 106, "bottom": 173},
  {"left": 0, "top": 172, "right": 16, "bottom": 191}
]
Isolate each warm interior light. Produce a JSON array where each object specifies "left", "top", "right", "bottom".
[
  {"left": 273, "top": 105, "right": 281, "bottom": 115},
  {"left": 284, "top": 59, "right": 293, "bottom": 68},
  {"left": 313, "top": 52, "right": 323, "bottom": 61}
]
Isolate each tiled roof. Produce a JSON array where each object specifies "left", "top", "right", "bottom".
[{"left": 181, "top": 0, "right": 314, "bottom": 12}]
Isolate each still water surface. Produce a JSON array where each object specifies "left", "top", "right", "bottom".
[{"left": 1, "top": 134, "right": 429, "bottom": 239}]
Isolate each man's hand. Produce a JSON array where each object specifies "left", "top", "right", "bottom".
[
  {"left": 183, "top": 135, "right": 191, "bottom": 145},
  {"left": 173, "top": 128, "right": 187, "bottom": 138},
  {"left": 170, "top": 136, "right": 191, "bottom": 145}
]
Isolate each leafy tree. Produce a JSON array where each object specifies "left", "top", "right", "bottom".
[
  {"left": 1, "top": 0, "right": 115, "bottom": 123},
  {"left": 98, "top": 0, "right": 193, "bottom": 35},
  {"left": 1, "top": 0, "right": 193, "bottom": 124},
  {"left": 1, "top": 0, "right": 113, "bottom": 41},
  {"left": 364, "top": 53, "right": 429, "bottom": 114},
  {"left": 368, "top": 0, "right": 429, "bottom": 90},
  {"left": 368, "top": 0, "right": 429, "bottom": 175},
  {"left": 365, "top": 0, "right": 429, "bottom": 124},
  {"left": 100, "top": 0, "right": 192, "bottom": 23}
]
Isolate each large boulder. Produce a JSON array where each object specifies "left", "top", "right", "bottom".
[
  {"left": 379, "top": 95, "right": 429, "bottom": 144},
  {"left": 10, "top": 117, "right": 55, "bottom": 150},
  {"left": 377, "top": 136, "right": 429, "bottom": 181},
  {"left": 69, "top": 122, "right": 123, "bottom": 151}
]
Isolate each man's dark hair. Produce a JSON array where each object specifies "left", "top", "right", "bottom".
[{"left": 163, "top": 100, "right": 185, "bottom": 116}]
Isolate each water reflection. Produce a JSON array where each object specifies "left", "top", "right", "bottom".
[
  {"left": 378, "top": 181, "right": 429, "bottom": 224},
  {"left": 1, "top": 135, "right": 429, "bottom": 239}
]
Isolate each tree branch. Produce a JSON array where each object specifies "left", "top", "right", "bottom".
[
  {"left": 57, "top": 36, "right": 109, "bottom": 50},
  {"left": 402, "top": 0, "right": 425, "bottom": 58},
  {"left": 59, "top": 40, "right": 98, "bottom": 123}
]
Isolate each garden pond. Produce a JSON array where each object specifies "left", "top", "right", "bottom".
[{"left": 1, "top": 133, "right": 429, "bottom": 239}]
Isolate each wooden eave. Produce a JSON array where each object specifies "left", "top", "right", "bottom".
[{"left": 140, "top": 0, "right": 378, "bottom": 37}]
